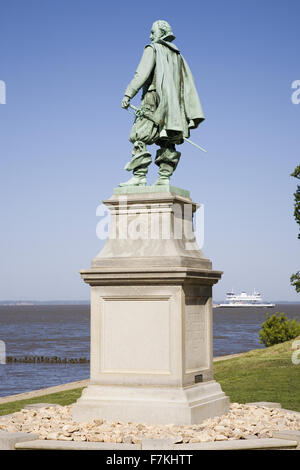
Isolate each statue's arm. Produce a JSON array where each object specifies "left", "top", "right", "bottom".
[{"left": 122, "top": 46, "right": 155, "bottom": 108}]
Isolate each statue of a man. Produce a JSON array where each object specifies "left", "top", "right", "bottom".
[{"left": 119, "top": 20, "right": 205, "bottom": 187}]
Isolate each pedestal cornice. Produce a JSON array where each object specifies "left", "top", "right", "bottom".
[{"left": 80, "top": 266, "right": 222, "bottom": 287}]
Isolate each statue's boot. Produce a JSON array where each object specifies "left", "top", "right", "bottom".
[
  {"left": 118, "top": 171, "right": 147, "bottom": 187},
  {"left": 153, "top": 144, "right": 181, "bottom": 186},
  {"left": 153, "top": 163, "right": 173, "bottom": 185},
  {"left": 119, "top": 141, "right": 152, "bottom": 187}
]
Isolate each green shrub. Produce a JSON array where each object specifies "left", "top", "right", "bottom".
[{"left": 259, "top": 312, "right": 300, "bottom": 347}]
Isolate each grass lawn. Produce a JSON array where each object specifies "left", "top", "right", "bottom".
[
  {"left": 214, "top": 336, "right": 300, "bottom": 411},
  {"left": 0, "top": 337, "right": 299, "bottom": 416}
]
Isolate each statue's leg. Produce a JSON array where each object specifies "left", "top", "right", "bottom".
[
  {"left": 119, "top": 91, "right": 159, "bottom": 187},
  {"left": 119, "top": 141, "right": 152, "bottom": 187},
  {"left": 153, "top": 142, "right": 181, "bottom": 186}
]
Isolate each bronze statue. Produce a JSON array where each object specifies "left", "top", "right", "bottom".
[{"left": 119, "top": 20, "right": 205, "bottom": 187}]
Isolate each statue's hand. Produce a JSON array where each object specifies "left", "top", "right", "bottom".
[{"left": 122, "top": 96, "right": 130, "bottom": 109}]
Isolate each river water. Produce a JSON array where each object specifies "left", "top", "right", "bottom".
[{"left": 0, "top": 303, "right": 299, "bottom": 397}]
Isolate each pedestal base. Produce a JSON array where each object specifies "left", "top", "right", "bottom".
[
  {"left": 73, "top": 190, "right": 229, "bottom": 425},
  {"left": 72, "top": 381, "right": 229, "bottom": 425}
]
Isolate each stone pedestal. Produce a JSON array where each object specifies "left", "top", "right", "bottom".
[{"left": 72, "top": 187, "right": 229, "bottom": 424}]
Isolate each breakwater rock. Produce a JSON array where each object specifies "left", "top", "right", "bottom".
[{"left": 6, "top": 356, "right": 89, "bottom": 364}]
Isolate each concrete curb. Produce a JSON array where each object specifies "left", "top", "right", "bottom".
[
  {"left": 15, "top": 440, "right": 142, "bottom": 450},
  {"left": 272, "top": 430, "right": 300, "bottom": 449},
  {"left": 247, "top": 402, "right": 300, "bottom": 418},
  {"left": 13, "top": 437, "right": 299, "bottom": 451},
  {"left": 160, "top": 438, "right": 299, "bottom": 450},
  {"left": 0, "top": 431, "right": 38, "bottom": 450}
]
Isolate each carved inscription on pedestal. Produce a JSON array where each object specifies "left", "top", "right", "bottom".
[{"left": 185, "top": 296, "right": 208, "bottom": 372}]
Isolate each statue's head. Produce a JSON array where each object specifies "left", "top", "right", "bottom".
[{"left": 150, "top": 20, "right": 175, "bottom": 43}]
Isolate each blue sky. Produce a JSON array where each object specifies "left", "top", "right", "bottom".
[{"left": 0, "top": 0, "right": 299, "bottom": 301}]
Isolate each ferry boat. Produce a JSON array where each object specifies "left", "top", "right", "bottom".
[{"left": 218, "top": 290, "right": 275, "bottom": 308}]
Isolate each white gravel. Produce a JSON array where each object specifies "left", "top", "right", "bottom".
[{"left": 0, "top": 403, "right": 299, "bottom": 443}]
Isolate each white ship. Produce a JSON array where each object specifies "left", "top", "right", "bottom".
[{"left": 218, "top": 290, "right": 275, "bottom": 308}]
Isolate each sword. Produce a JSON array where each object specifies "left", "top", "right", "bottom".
[
  {"left": 127, "top": 104, "right": 207, "bottom": 153},
  {"left": 182, "top": 137, "right": 207, "bottom": 153}
]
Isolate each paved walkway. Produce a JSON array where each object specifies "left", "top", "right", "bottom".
[
  {"left": 213, "top": 353, "right": 242, "bottom": 362},
  {"left": 0, "top": 353, "right": 243, "bottom": 405},
  {"left": 0, "top": 380, "right": 89, "bottom": 405}
]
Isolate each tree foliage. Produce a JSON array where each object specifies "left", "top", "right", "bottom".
[
  {"left": 259, "top": 312, "right": 300, "bottom": 347},
  {"left": 291, "top": 272, "right": 300, "bottom": 293},
  {"left": 290, "top": 165, "right": 300, "bottom": 293}
]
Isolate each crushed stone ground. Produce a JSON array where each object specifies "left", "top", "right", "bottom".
[{"left": 0, "top": 403, "right": 299, "bottom": 443}]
